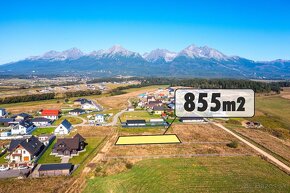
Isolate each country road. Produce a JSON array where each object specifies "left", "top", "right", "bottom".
[
  {"left": 103, "top": 99, "right": 131, "bottom": 126},
  {"left": 212, "top": 122, "right": 290, "bottom": 174}
]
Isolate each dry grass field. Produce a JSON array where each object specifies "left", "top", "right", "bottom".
[{"left": 107, "top": 123, "right": 255, "bottom": 158}]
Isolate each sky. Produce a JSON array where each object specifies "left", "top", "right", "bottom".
[{"left": 0, "top": 0, "right": 290, "bottom": 64}]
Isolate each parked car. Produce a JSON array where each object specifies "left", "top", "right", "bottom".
[
  {"left": 18, "top": 166, "right": 28, "bottom": 170},
  {"left": 0, "top": 165, "right": 9, "bottom": 171}
]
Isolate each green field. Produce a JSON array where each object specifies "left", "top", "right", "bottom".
[
  {"left": 38, "top": 137, "right": 104, "bottom": 165},
  {"left": 32, "top": 127, "right": 55, "bottom": 136},
  {"left": 120, "top": 111, "right": 160, "bottom": 122},
  {"left": 37, "top": 140, "right": 61, "bottom": 164},
  {"left": 0, "top": 152, "right": 8, "bottom": 164},
  {"left": 84, "top": 156, "right": 290, "bottom": 193},
  {"left": 70, "top": 137, "right": 104, "bottom": 165},
  {"left": 53, "top": 116, "right": 83, "bottom": 125}
]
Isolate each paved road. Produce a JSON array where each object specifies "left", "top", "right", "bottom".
[
  {"left": 212, "top": 122, "right": 290, "bottom": 174},
  {"left": 103, "top": 99, "right": 131, "bottom": 126}
]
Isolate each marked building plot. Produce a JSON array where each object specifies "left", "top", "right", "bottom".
[{"left": 115, "top": 134, "right": 181, "bottom": 145}]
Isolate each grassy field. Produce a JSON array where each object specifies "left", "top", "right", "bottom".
[
  {"left": 53, "top": 116, "right": 83, "bottom": 125},
  {"left": 255, "top": 96, "right": 290, "bottom": 130},
  {"left": 32, "top": 127, "right": 55, "bottom": 136},
  {"left": 0, "top": 152, "right": 8, "bottom": 164},
  {"left": 120, "top": 111, "right": 160, "bottom": 122},
  {"left": 69, "top": 137, "right": 104, "bottom": 165},
  {"left": 37, "top": 140, "right": 61, "bottom": 164},
  {"left": 84, "top": 157, "right": 290, "bottom": 193},
  {"left": 38, "top": 137, "right": 104, "bottom": 165}
]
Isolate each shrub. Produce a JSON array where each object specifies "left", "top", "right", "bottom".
[{"left": 227, "top": 141, "right": 238, "bottom": 148}]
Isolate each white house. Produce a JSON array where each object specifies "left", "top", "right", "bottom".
[
  {"left": 11, "top": 120, "right": 35, "bottom": 135},
  {"left": 81, "top": 101, "right": 101, "bottom": 110},
  {"left": 8, "top": 136, "right": 44, "bottom": 163},
  {"left": 54, "top": 119, "right": 73, "bottom": 135},
  {"left": 0, "top": 108, "right": 7, "bottom": 117},
  {"left": 95, "top": 114, "right": 105, "bottom": 124},
  {"left": 41, "top": 109, "right": 60, "bottom": 120},
  {"left": 31, "top": 117, "right": 52, "bottom": 127}
]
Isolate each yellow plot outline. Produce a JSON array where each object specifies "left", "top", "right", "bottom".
[{"left": 115, "top": 134, "right": 181, "bottom": 145}]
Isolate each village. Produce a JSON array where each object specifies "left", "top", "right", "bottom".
[{"left": 0, "top": 86, "right": 209, "bottom": 179}]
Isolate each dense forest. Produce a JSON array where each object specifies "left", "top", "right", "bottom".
[{"left": 108, "top": 77, "right": 286, "bottom": 95}]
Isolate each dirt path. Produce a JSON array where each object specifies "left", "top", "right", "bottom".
[{"left": 212, "top": 122, "right": 290, "bottom": 174}]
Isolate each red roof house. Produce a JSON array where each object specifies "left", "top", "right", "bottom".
[{"left": 41, "top": 110, "right": 60, "bottom": 120}]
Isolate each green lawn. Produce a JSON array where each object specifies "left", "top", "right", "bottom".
[
  {"left": 38, "top": 137, "right": 104, "bottom": 165},
  {"left": 37, "top": 140, "right": 61, "bottom": 164},
  {"left": 70, "top": 137, "right": 104, "bottom": 165},
  {"left": 32, "top": 127, "right": 55, "bottom": 136},
  {"left": 53, "top": 116, "right": 83, "bottom": 125},
  {"left": 0, "top": 152, "right": 8, "bottom": 164},
  {"left": 119, "top": 127, "right": 165, "bottom": 134},
  {"left": 120, "top": 111, "right": 161, "bottom": 122},
  {"left": 84, "top": 156, "right": 290, "bottom": 193}
]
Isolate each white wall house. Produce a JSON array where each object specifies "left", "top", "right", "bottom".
[
  {"left": 31, "top": 117, "right": 52, "bottom": 127},
  {"left": 81, "top": 101, "right": 101, "bottom": 110},
  {"left": 11, "top": 121, "right": 35, "bottom": 135},
  {"left": 95, "top": 114, "right": 105, "bottom": 124},
  {"left": 54, "top": 119, "right": 73, "bottom": 135},
  {"left": 0, "top": 108, "right": 7, "bottom": 117}
]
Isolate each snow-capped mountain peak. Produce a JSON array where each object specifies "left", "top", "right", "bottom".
[
  {"left": 143, "top": 49, "right": 177, "bottom": 62},
  {"left": 178, "top": 44, "right": 228, "bottom": 60},
  {"left": 103, "top": 45, "right": 140, "bottom": 58},
  {"left": 28, "top": 48, "right": 84, "bottom": 61}
]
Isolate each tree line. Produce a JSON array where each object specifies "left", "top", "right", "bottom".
[{"left": 0, "top": 90, "right": 102, "bottom": 104}]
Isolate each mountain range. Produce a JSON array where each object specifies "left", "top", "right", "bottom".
[{"left": 0, "top": 44, "right": 289, "bottom": 79}]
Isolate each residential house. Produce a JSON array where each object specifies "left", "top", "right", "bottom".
[
  {"left": 31, "top": 117, "right": 52, "bottom": 127},
  {"left": 0, "top": 118, "right": 14, "bottom": 127},
  {"left": 81, "top": 100, "right": 101, "bottom": 110},
  {"left": 0, "top": 108, "right": 7, "bottom": 117},
  {"left": 69, "top": 108, "right": 86, "bottom": 116},
  {"left": 74, "top": 98, "right": 89, "bottom": 105},
  {"left": 35, "top": 163, "right": 73, "bottom": 177},
  {"left": 12, "top": 113, "right": 31, "bottom": 122},
  {"left": 41, "top": 109, "right": 60, "bottom": 120},
  {"left": 11, "top": 120, "right": 35, "bottom": 135},
  {"left": 38, "top": 134, "right": 55, "bottom": 146},
  {"left": 153, "top": 106, "right": 165, "bottom": 115},
  {"left": 52, "top": 133, "right": 86, "bottom": 157},
  {"left": 147, "top": 101, "right": 163, "bottom": 109},
  {"left": 179, "top": 117, "right": 205, "bottom": 123},
  {"left": 54, "top": 119, "right": 73, "bottom": 135},
  {"left": 147, "top": 96, "right": 156, "bottom": 102},
  {"left": 95, "top": 114, "right": 105, "bottom": 124},
  {"left": 127, "top": 106, "right": 134, "bottom": 111},
  {"left": 8, "top": 136, "right": 45, "bottom": 163},
  {"left": 125, "top": 120, "right": 146, "bottom": 127}
]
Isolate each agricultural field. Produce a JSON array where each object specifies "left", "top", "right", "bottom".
[
  {"left": 108, "top": 123, "right": 255, "bottom": 158},
  {"left": 84, "top": 157, "right": 290, "bottom": 193}
]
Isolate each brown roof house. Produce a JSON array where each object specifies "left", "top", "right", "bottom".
[{"left": 51, "top": 134, "right": 86, "bottom": 157}]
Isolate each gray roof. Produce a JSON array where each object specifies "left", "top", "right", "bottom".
[
  {"left": 60, "top": 119, "right": 72, "bottom": 129},
  {"left": 19, "top": 120, "right": 34, "bottom": 128},
  {"left": 8, "top": 136, "right": 44, "bottom": 156},
  {"left": 153, "top": 106, "right": 165, "bottom": 111},
  {"left": 0, "top": 118, "right": 14, "bottom": 123},
  {"left": 31, "top": 117, "right": 51, "bottom": 122},
  {"left": 127, "top": 120, "right": 146, "bottom": 124},
  {"left": 12, "top": 113, "right": 31, "bottom": 119},
  {"left": 38, "top": 163, "right": 72, "bottom": 171},
  {"left": 69, "top": 108, "right": 85, "bottom": 113}
]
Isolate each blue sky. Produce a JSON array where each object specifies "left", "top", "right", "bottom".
[{"left": 0, "top": 0, "right": 290, "bottom": 64}]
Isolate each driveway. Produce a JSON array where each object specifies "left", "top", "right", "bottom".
[
  {"left": 0, "top": 168, "right": 30, "bottom": 179},
  {"left": 61, "top": 156, "right": 70, "bottom": 163}
]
